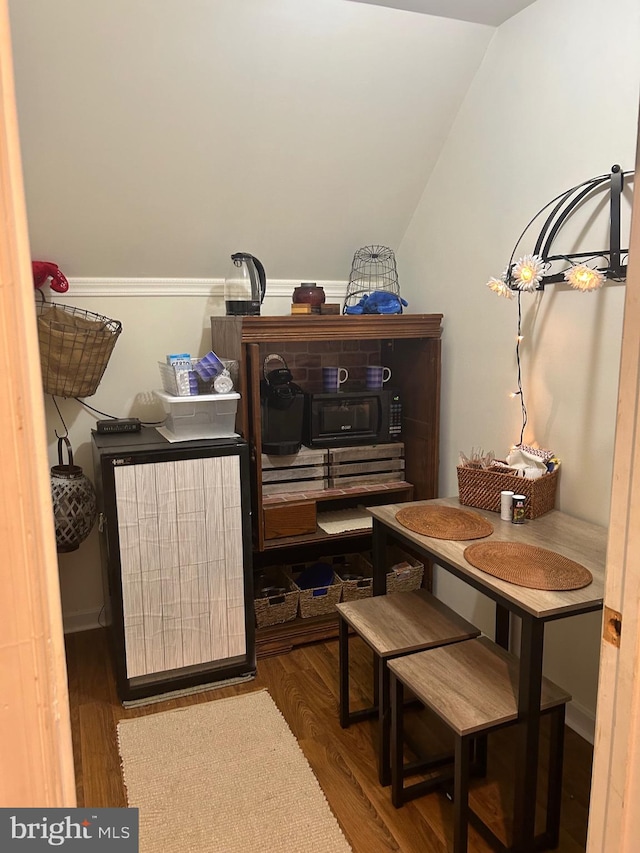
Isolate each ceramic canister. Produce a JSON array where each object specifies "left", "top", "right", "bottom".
[{"left": 292, "top": 282, "right": 326, "bottom": 313}]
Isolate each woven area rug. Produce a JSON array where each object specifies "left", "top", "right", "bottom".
[{"left": 117, "top": 689, "right": 352, "bottom": 853}]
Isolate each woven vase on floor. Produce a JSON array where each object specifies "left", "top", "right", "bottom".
[{"left": 50, "top": 436, "right": 97, "bottom": 552}]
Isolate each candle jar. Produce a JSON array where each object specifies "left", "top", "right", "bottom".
[{"left": 292, "top": 282, "right": 325, "bottom": 313}]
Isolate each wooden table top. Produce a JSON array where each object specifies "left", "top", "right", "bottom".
[{"left": 368, "top": 497, "right": 607, "bottom": 620}]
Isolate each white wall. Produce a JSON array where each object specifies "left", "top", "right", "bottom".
[
  {"left": 397, "top": 0, "right": 640, "bottom": 735},
  {"left": 9, "top": 0, "right": 492, "bottom": 278},
  {"left": 45, "top": 282, "right": 336, "bottom": 631},
  {"left": 8, "top": 0, "right": 492, "bottom": 627}
]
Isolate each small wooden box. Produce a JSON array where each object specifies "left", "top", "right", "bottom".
[{"left": 263, "top": 501, "right": 317, "bottom": 540}]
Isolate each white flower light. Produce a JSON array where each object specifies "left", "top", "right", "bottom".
[
  {"left": 512, "top": 254, "right": 544, "bottom": 292},
  {"left": 564, "top": 264, "right": 605, "bottom": 292},
  {"left": 486, "top": 276, "right": 513, "bottom": 299}
]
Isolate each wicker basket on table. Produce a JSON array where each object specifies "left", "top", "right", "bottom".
[{"left": 457, "top": 465, "right": 558, "bottom": 520}]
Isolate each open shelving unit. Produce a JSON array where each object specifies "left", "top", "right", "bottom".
[{"left": 210, "top": 314, "right": 443, "bottom": 656}]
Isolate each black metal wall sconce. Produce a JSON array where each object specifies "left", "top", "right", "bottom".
[{"left": 487, "top": 164, "right": 634, "bottom": 296}]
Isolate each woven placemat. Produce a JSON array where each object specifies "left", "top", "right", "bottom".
[
  {"left": 395, "top": 505, "right": 494, "bottom": 540},
  {"left": 463, "top": 542, "right": 593, "bottom": 590}
]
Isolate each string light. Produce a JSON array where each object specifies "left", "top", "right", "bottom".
[
  {"left": 514, "top": 294, "right": 528, "bottom": 446},
  {"left": 485, "top": 166, "right": 633, "bottom": 447},
  {"left": 564, "top": 264, "right": 606, "bottom": 292},
  {"left": 512, "top": 254, "right": 544, "bottom": 292}
]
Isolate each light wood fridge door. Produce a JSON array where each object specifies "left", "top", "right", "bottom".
[{"left": 114, "top": 454, "right": 246, "bottom": 679}]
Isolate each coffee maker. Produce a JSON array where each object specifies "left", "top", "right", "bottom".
[{"left": 260, "top": 354, "right": 305, "bottom": 455}]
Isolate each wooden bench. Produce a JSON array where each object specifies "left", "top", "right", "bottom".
[
  {"left": 388, "top": 636, "right": 571, "bottom": 852},
  {"left": 336, "top": 589, "right": 480, "bottom": 786}
]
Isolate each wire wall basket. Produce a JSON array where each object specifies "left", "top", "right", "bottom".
[
  {"left": 343, "top": 245, "right": 401, "bottom": 312},
  {"left": 36, "top": 300, "right": 122, "bottom": 397}
]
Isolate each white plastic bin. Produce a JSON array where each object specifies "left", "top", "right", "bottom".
[{"left": 154, "top": 390, "right": 240, "bottom": 439}]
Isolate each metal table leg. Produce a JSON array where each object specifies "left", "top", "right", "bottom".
[{"left": 512, "top": 616, "right": 545, "bottom": 852}]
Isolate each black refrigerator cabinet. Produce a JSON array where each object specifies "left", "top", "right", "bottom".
[{"left": 92, "top": 429, "right": 256, "bottom": 702}]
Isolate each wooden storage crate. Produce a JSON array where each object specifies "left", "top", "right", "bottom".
[
  {"left": 284, "top": 560, "right": 343, "bottom": 618},
  {"left": 362, "top": 545, "right": 424, "bottom": 594},
  {"left": 253, "top": 567, "right": 299, "bottom": 628},
  {"left": 262, "top": 447, "right": 328, "bottom": 496},
  {"left": 333, "top": 553, "right": 373, "bottom": 602},
  {"left": 328, "top": 443, "right": 405, "bottom": 489},
  {"left": 457, "top": 465, "right": 558, "bottom": 520}
]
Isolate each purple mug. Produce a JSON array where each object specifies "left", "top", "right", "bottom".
[
  {"left": 366, "top": 365, "right": 391, "bottom": 390},
  {"left": 323, "top": 366, "right": 349, "bottom": 393}
]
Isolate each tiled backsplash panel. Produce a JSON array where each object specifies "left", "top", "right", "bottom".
[{"left": 259, "top": 340, "right": 382, "bottom": 390}]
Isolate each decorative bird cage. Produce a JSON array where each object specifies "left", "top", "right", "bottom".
[{"left": 343, "top": 245, "right": 401, "bottom": 313}]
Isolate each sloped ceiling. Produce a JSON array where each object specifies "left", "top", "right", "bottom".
[
  {"left": 9, "top": 0, "right": 494, "bottom": 279},
  {"left": 348, "top": 1, "right": 538, "bottom": 27}
]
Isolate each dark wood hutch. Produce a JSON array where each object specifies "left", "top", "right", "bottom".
[{"left": 211, "top": 314, "right": 442, "bottom": 655}]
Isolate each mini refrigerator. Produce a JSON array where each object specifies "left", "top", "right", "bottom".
[{"left": 92, "top": 428, "right": 256, "bottom": 702}]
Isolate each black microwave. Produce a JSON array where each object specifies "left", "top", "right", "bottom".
[{"left": 303, "top": 389, "right": 402, "bottom": 448}]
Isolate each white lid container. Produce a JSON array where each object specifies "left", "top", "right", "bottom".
[{"left": 153, "top": 390, "right": 240, "bottom": 441}]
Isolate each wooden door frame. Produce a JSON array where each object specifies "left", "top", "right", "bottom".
[
  {"left": 587, "top": 113, "right": 640, "bottom": 849},
  {"left": 0, "top": 0, "right": 75, "bottom": 806}
]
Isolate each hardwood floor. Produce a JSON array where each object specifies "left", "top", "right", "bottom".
[{"left": 65, "top": 628, "right": 592, "bottom": 851}]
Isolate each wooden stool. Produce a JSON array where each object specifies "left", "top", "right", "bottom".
[
  {"left": 388, "top": 636, "right": 571, "bottom": 853},
  {"left": 337, "top": 589, "right": 480, "bottom": 786}
]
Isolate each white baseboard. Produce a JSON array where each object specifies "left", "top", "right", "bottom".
[
  {"left": 63, "top": 608, "right": 104, "bottom": 634},
  {"left": 566, "top": 699, "right": 595, "bottom": 745}
]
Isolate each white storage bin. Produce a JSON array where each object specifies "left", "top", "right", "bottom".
[{"left": 154, "top": 390, "right": 240, "bottom": 440}]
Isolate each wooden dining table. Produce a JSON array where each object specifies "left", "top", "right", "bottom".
[{"left": 368, "top": 496, "right": 607, "bottom": 852}]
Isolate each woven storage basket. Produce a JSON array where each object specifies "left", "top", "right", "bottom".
[
  {"left": 457, "top": 465, "right": 558, "bottom": 520},
  {"left": 253, "top": 567, "right": 299, "bottom": 629},
  {"left": 334, "top": 553, "right": 373, "bottom": 602},
  {"left": 362, "top": 546, "right": 424, "bottom": 594},
  {"left": 284, "top": 562, "right": 343, "bottom": 618},
  {"left": 36, "top": 301, "right": 122, "bottom": 397}
]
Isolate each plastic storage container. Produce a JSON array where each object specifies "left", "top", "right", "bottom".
[{"left": 154, "top": 390, "right": 240, "bottom": 440}]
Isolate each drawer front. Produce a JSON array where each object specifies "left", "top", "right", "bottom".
[{"left": 263, "top": 502, "right": 317, "bottom": 540}]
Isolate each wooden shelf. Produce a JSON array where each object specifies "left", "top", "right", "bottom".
[
  {"left": 229, "top": 314, "right": 443, "bottom": 343},
  {"left": 262, "top": 480, "right": 414, "bottom": 506},
  {"left": 262, "top": 526, "right": 372, "bottom": 550}
]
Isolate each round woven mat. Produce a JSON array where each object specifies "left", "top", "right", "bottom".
[
  {"left": 395, "top": 505, "right": 494, "bottom": 540},
  {"left": 463, "top": 542, "right": 593, "bottom": 590}
]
